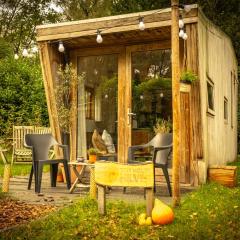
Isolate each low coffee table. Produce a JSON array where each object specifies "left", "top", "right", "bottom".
[{"left": 68, "top": 161, "right": 96, "bottom": 199}]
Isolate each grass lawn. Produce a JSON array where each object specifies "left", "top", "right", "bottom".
[
  {"left": 1, "top": 161, "right": 239, "bottom": 240},
  {"left": 0, "top": 154, "right": 49, "bottom": 177}
]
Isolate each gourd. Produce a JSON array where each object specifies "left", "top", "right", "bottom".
[
  {"left": 138, "top": 213, "right": 152, "bottom": 226},
  {"left": 151, "top": 199, "right": 174, "bottom": 225}
]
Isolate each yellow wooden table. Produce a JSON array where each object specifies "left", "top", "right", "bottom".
[{"left": 68, "top": 161, "right": 97, "bottom": 199}]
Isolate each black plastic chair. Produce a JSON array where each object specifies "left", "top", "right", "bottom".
[
  {"left": 25, "top": 134, "right": 71, "bottom": 193},
  {"left": 128, "top": 133, "right": 173, "bottom": 196}
]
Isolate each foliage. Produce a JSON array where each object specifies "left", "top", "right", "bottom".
[
  {"left": 0, "top": 57, "right": 49, "bottom": 139},
  {"left": 96, "top": 74, "right": 118, "bottom": 99},
  {"left": 88, "top": 148, "right": 98, "bottom": 155},
  {"left": 59, "top": 0, "right": 112, "bottom": 20},
  {"left": 55, "top": 63, "right": 84, "bottom": 133},
  {"left": 0, "top": 38, "right": 13, "bottom": 60},
  {"left": 153, "top": 118, "right": 172, "bottom": 134},
  {"left": 180, "top": 70, "right": 198, "bottom": 83},
  {"left": 0, "top": 0, "right": 61, "bottom": 53}
]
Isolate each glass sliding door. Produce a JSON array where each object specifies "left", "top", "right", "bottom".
[
  {"left": 130, "top": 48, "right": 172, "bottom": 147},
  {"left": 77, "top": 54, "right": 118, "bottom": 158}
]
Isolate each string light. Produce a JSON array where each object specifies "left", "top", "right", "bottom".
[
  {"left": 179, "top": 15, "right": 184, "bottom": 29},
  {"left": 96, "top": 29, "right": 103, "bottom": 43},
  {"left": 22, "top": 48, "right": 28, "bottom": 57},
  {"left": 182, "top": 33, "right": 188, "bottom": 40},
  {"left": 14, "top": 53, "right": 19, "bottom": 60},
  {"left": 179, "top": 29, "right": 184, "bottom": 38},
  {"left": 58, "top": 41, "right": 65, "bottom": 52},
  {"left": 138, "top": 17, "right": 145, "bottom": 31}
]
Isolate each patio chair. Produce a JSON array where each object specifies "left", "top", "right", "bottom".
[
  {"left": 128, "top": 133, "right": 173, "bottom": 196},
  {"left": 25, "top": 134, "right": 71, "bottom": 193},
  {"left": 11, "top": 126, "right": 34, "bottom": 164}
]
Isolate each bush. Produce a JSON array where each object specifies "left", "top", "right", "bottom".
[{"left": 0, "top": 57, "right": 49, "bottom": 139}]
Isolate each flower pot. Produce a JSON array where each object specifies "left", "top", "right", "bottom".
[
  {"left": 57, "top": 172, "right": 64, "bottom": 182},
  {"left": 89, "top": 154, "right": 97, "bottom": 163}
]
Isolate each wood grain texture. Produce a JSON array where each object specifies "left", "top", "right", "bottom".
[
  {"left": 98, "top": 185, "right": 106, "bottom": 215},
  {"left": 171, "top": 0, "right": 181, "bottom": 206},
  {"left": 208, "top": 166, "right": 237, "bottom": 187},
  {"left": 146, "top": 188, "right": 154, "bottom": 217},
  {"left": 38, "top": 42, "right": 63, "bottom": 157}
]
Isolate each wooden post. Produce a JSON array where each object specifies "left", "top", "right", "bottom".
[
  {"left": 97, "top": 185, "right": 106, "bottom": 215},
  {"left": 171, "top": 0, "right": 181, "bottom": 206},
  {"left": 145, "top": 188, "right": 154, "bottom": 217}
]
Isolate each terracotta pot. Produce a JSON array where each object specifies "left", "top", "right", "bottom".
[
  {"left": 57, "top": 173, "right": 64, "bottom": 182},
  {"left": 89, "top": 155, "right": 97, "bottom": 163}
]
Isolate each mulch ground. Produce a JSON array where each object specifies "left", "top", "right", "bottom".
[{"left": 0, "top": 198, "right": 56, "bottom": 231}]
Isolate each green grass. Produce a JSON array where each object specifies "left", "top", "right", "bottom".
[
  {"left": 0, "top": 154, "right": 49, "bottom": 177},
  {"left": 1, "top": 160, "right": 239, "bottom": 240}
]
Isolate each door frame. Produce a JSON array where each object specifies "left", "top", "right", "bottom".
[{"left": 124, "top": 41, "right": 171, "bottom": 163}]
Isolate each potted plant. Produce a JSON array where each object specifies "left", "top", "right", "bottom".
[
  {"left": 180, "top": 70, "right": 198, "bottom": 84},
  {"left": 88, "top": 148, "right": 98, "bottom": 163},
  {"left": 153, "top": 118, "right": 172, "bottom": 134}
]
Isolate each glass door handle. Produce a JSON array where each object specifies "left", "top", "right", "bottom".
[{"left": 127, "top": 108, "right": 136, "bottom": 125}]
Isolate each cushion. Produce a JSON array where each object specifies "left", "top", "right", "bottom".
[
  {"left": 102, "top": 130, "right": 116, "bottom": 154},
  {"left": 92, "top": 129, "right": 107, "bottom": 154}
]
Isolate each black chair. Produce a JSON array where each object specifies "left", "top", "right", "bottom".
[
  {"left": 25, "top": 134, "right": 71, "bottom": 193},
  {"left": 128, "top": 133, "right": 173, "bottom": 196}
]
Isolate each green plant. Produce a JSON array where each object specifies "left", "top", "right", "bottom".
[
  {"left": 88, "top": 148, "right": 98, "bottom": 155},
  {"left": 55, "top": 63, "right": 84, "bottom": 133},
  {"left": 153, "top": 118, "right": 172, "bottom": 134},
  {"left": 180, "top": 70, "right": 198, "bottom": 84}
]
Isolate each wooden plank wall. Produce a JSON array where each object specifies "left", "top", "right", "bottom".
[{"left": 184, "top": 23, "right": 203, "bottom": 185}]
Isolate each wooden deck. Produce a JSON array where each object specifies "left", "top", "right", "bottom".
[{"left": 0, "top": 173, "right": 195, "bottom": 206}]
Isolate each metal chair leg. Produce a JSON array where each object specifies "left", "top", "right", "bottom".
[
  {"left": 63, "top": 161, "right": 71, "bottom": 189},
  {"left": 162, "top": 166, "right": 172, "bottom": 196},
  {"left": 28, "top": 165, "right": 34, "bottom": 190},
  {"left": 37, "top": 162, "right": 44, "bottom": 193}
]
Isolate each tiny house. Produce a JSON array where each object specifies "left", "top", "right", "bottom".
[{"left": 36, "top": 4, "right": 238, "bottom": 186}]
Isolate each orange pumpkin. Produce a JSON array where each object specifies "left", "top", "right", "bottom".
[{"left": 151, "top": 199, "right": 174, "bottom": 225}]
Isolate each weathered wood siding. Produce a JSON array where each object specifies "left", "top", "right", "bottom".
[{"left": 197, "top": 11, "right": 238, "bottom": 182}]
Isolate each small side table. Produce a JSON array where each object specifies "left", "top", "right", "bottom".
[{"left": 68, "top": 161, "right": 96, "bottom": 199}]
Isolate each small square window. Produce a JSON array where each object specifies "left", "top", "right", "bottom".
[
  {"left": 207, "top": 78, "right": 214, "bottom": 115},
  {"left": 224, "top": 97, "right": 228, "bottom": 122}
]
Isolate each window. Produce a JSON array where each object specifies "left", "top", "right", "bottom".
[
  {"left": 207, "top": 78, "right": 214, "bottom": 115},
  {"left": 85, "top": 88, "right": 95, "bottom": 120},
  {"left": 224, "top": 97, "right": 228, "bottom": 122}
]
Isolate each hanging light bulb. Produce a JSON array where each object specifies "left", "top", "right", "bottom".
[
  {"left": 184, "top": 5, "right": 192, "bottom": 13},
  {"left": 104, "top": 94, "right": 108, "bottom": 99},
  {"left": 96, "top": 30, "right": 103, "bottom": 44},
  {"left": 140, "top": 95, "right": 144, "bottom": 100},
  {"left": 160, "top": 93, "right": 164, "bottom": 98},
  {"left": 14, "top": 53, "right": 19, "bottom": 60},
  {"left": 22, "top": 48, "right": 28, "bottom": 57},
  {"left": 32, "top": 46, "right": 38, "bottom": 53},
  {"left": 58, "top": 41, "right": 65, "bottom": 52},
  {"left": 179, "top": 19, "right": 184, "bottom": 29},
  {"left": 179, "top": 29, "right": 185, "bottom": 38},
  {"left": 183, "top": 33, "right": 188, "bottom": 40},
  {"left": 138, "top": 17, "right": 145, "bottom": 31}
]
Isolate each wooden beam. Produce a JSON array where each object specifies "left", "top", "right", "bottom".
[
  {"left": 171, "top": 0, "right": 181, "bottom": 206},
  {"left": 38, "top": 42, "right": 62, "bottom": 156},
  {"left": 36, "top": 17, "right": 198, "bottom": 42},
  {"left": 98, "top": 185, "right": 106, "bottom": 215},
  {"left": 146, "top": 188, "right": 154, "bottom": 217}
]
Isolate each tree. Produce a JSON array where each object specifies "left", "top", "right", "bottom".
[
  {"left": 59, "top": 0, "right": 112, "bottom": 20},
  {"left": 0, "top": 0, "right": 61, "bottom": 54},
  {"left": 0, "top": 56, "right": 49, "bottom": 138}
]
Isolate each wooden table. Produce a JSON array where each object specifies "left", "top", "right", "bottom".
[{"left": 68, "top": 161, "right": 96, "bottom": 199}]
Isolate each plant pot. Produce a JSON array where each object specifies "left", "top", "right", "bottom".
[
  {"left": 89, "top": 155, "right": 97, "bottom": 163},
  {"left": 180, "top": 80, "right": 191, "bottom": 84},
  {"left": 57, "top": 172, "right": 64, "bottom": 182}
]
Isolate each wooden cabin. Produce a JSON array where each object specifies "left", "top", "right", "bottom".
[{"left": 36, "top": 4, "right": 238, "bottom": 186}]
